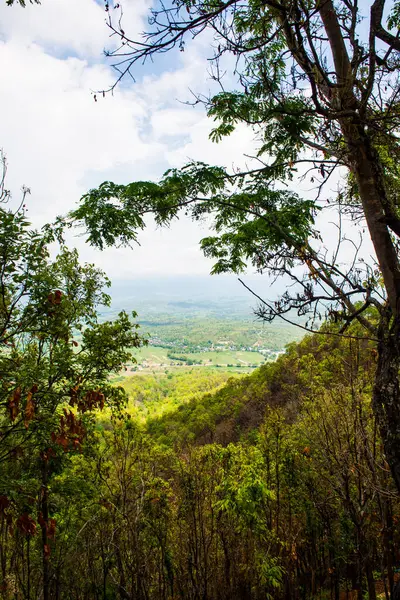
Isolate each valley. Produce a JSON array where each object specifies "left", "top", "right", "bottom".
[{"left": 107, "top": 277, "right": 304, "bottom": 374}]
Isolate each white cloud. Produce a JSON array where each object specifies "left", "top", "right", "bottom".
[
  {"left": 0, "top": 41, "right": 155, "bottom": 219},
  {"left": 0, "top": 2, "right": 260, "bottom": 279},
  {"left": 150, "top": 108, "right": 201, "bottom": 139},
  {"left": 0, "top": 0, "right": 367, "bottom": 286},
  {"left": 0, "top": 0, "right": 149, "bottom": 58},
  {"left": 165, "top": 117, "right": 256, "bottom": 170}
]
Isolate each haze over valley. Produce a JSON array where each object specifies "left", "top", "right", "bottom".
[{"left": 107, "top": 276, "right": 303, "bottom": 374}]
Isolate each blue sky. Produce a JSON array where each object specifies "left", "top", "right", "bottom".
[
  {"left": 0, "top": 0, "right": 375, "bottom": 287},
  {"left": 0, "top": 0, "right": 263, "bottom": 281}
]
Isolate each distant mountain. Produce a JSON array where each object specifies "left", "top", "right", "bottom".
[{"left": 108, "top": 274, "right": 288, "bottom": 318}]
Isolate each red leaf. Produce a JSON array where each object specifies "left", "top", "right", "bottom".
[
  {"left": 48, "top": 518, "right": 56, "bottom": 540},
  {"left": 43, "top": 544, "right": 51, "bottom": 560},
  {"left": 16, "top": 514, "right": 37, "bottom": 537},
  {"left": 8, "top": 387, "right": 21, "bottom": 421},
  {"left": 24, "top": 390, "right": 35, "bottom": 429}
]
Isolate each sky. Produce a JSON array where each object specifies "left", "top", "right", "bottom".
[
  {"left": 0, "top": 0, "right": 253, "bottom": 280},
  {"left": 0, "top": 0, "right": 373, "bottom": 290}
]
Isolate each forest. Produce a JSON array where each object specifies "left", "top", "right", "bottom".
[
  {"left": 2, "top": 285, "right": 399, "bottom": 599},
  {"left": 3, "top": 0, "right": 400, "bottom": 599}
]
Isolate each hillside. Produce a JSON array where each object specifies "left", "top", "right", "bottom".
[
  {"left": 117, "top": 322, "right": 376, "bottom": 448},
  {"left": 3, "top": 304, "right": 399, "bottom": 600},
  {"left": 53, "top": 323, "right": 400, "bottom": 600}
]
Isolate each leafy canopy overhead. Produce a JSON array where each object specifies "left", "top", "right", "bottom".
[
  {"left": 70, "top": 0, "right": 400, "bottom": 333},
  {"left": 73, "top": 162, "right": 317, "bottom": 274}
]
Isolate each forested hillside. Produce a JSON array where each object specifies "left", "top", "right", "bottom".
[
  {"left": 1, "top": 302, "right": 398, "bottom": 599},
  {"left": 0, "top": 199, "right": 396, "bottom": 599}
]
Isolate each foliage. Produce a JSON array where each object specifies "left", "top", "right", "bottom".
[
  {"left": 5, "top": 0, "right": 40, "bottom": 5},
  {"left": 73, "top": 164, "right": 318, "bottom": 283},
  {"left": 118, "top": 369, "right": 235, "bottom": 421},
  {"left": 1, "top": 320, "right": 397, "bottom": 599},
  {"left": 69, "top": 0, "right": 400, "bottom": 496},
  {"left": 69, "top": 0, "right": 399, "bottom": 331},
  {"left": 0, "top": 205, "right": 144, "bottom": 456},
  {"left": 0, "top": 199, "right": 146, "bottom": 598}
]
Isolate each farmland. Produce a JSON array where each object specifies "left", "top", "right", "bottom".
[
  {"left": 106, "top": 277, "right": 304, "bottom": 375},
  {"left": 124, "top": 344, "right": 269, "bottom": 374}
]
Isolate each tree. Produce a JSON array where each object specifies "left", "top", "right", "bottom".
[
  {"left": 2, "top": 313, "right": 400, "bottom": 598},
  {"left": 0, "top": 155, "right": 146, "bottom": 599},
  {"left": 70, "top": 0, "right": 400, "bottom": 495},
  {"left": 5, "top": 0, "right": 40, "bottom": 6},
  {"left": 34, "top": 328, "right": 400, "bottom": 600}
]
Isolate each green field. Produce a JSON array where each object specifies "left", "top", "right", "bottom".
[
  {"left": 103, "top": 286, "right": 303, "bottom": 377},
  {"left": 125, "top": 345, "right": 268, "bottom": 374},
  {"left": 139, "top": 315, "right": 300, "bottom": 351}
]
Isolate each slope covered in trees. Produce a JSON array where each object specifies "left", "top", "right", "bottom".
[
  {"left": 2, "top": 308, "right": 398, "bottom": 599},
  {"left": 119, "top": 320, "right": 377, "bottom": 449}
]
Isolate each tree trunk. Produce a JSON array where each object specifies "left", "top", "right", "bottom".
[
  {"left": 341, "top": 121, "right": 400, "bottom": 314},
  {"left": 382, "top": 498, "right": 395, "bottom": 599},
  {"left": 365, "top": 559, "right": 377, "bottom": 600},
  {"left": 339, "top": 121, "right": 400, "bottom": 494},
  {"left": 40, "top": 459, "right": 50, "bottom": 600},
  {"left": 372, "top": 312, "right": 400, "bottom": 493},
  {"left": 314, "top": 0, "right": 400, "bottom": 497}
]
